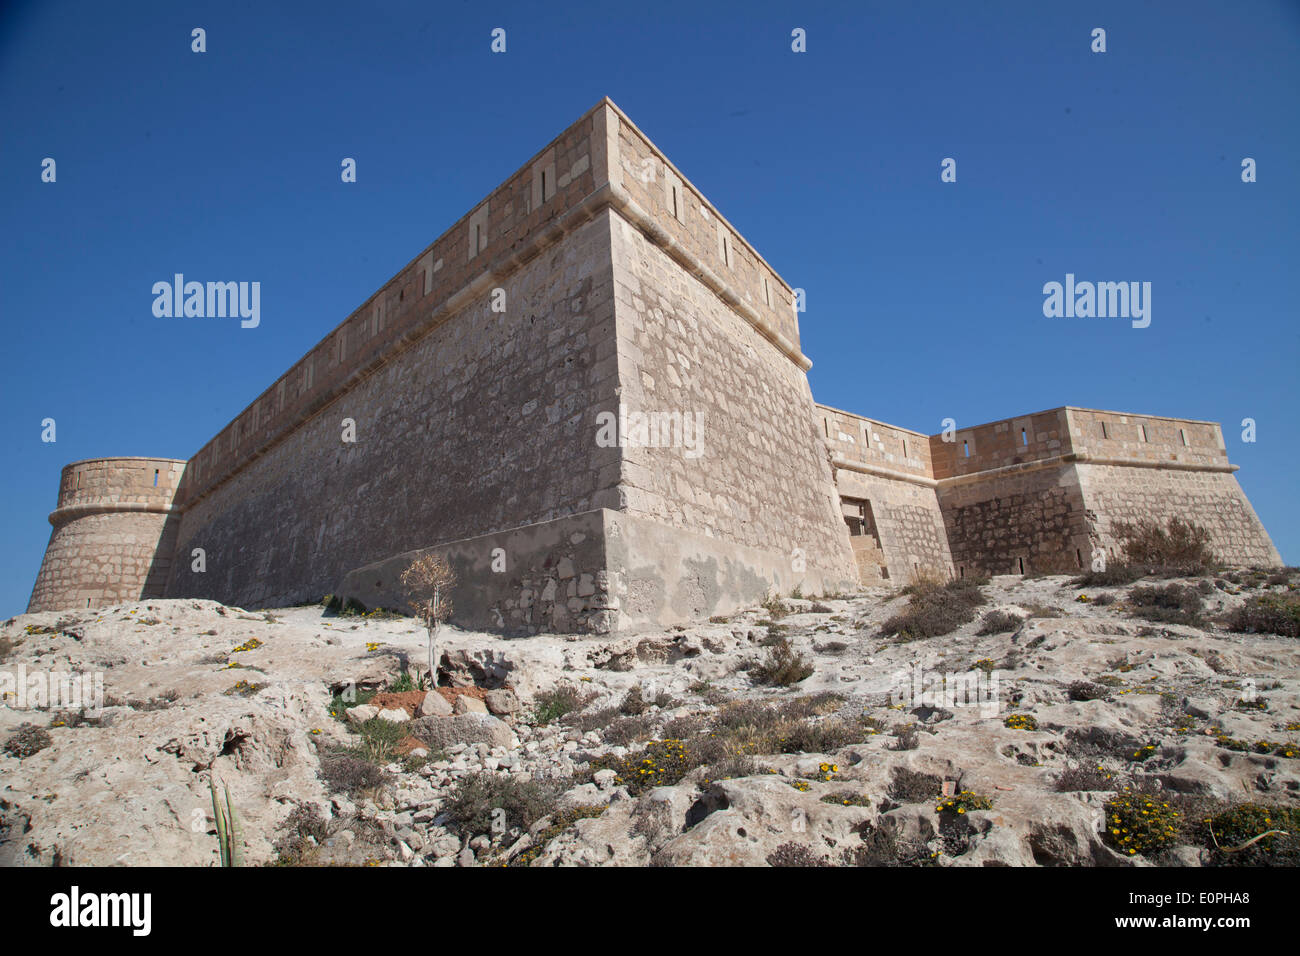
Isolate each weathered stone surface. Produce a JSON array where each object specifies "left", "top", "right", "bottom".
[
  {"left": 417, "top": 691, "right": 453, "bottom": 717},
  {"left": 453, "top": 696, "right": 488, "bottom": 715},
  {"left": 408, "top": 713, "right": 512, "bottom": 750},
  {"left": 484, "top": 689, "right": 521, "bottom": 715}
]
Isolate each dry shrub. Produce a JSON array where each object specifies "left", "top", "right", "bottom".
[
  {"left": 1127, "top": 583, "right": 1204, "bottom": 626},
  {"left": 1114, "top": 517, "right": 1215, "bottom": 571},
  {"left": 976, "top": 610, "right": 1024, "bottom": 635},
  {"left": 882, "top": 577, "right": 988, "bottom": 640},
  {"left": 1224, "top": 594, "right": 1300, "bottom": 637},
  {"left": 751, "top": 638, "right": 813, "bottom": 686},
  {"left": 888, "top": 767, "right": 942, "bottom": 803}
]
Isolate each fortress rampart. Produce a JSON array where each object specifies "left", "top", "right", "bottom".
[
  {"left": 818, "top": 404, "right": 1280, "bottom": 582},
  {"left": 25, "top": 99, "right": 1283, "bottom": 624}
]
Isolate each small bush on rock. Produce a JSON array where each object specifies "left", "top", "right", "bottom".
[
  {"left": 1192, "top": 802, "right": 1300, "bottom": 866},
  {"left": 319, "top": 752, "right": 389, "bottom": 796},
  {"left": 881, "top": 577, "right": 988, "bottom": 640},
  {"left": 1068, "top": 680, "right": 1111, "bottom": 702},
  {"left": 533, "top": 685, "right": 590, "bottom": 725},
  {"left": 888, "top": 767, "right": 942, "bottom": 803},
  {"left": 1103, "top": 791, "right": 1181, "bottom": 857},
  {"left": 1127, "top": 583, "right": 1204, "bottom": 626},
  {"left": 751, "top": 638, "right": 814, "bottom": 686},
  {"left": 766, "top": 842, "right": 828, "bottom": 867},
  {"left": 444, "top": 772, "right": 564, "bottom": 836},
  {"left": 3, "top": 723, "right": 52, "bottom": 758},
  {"left": 1225, "top": 594, "right": 1300, "bottom": 637},
  {"left": 976, "top": 610, "right": 1024, "bottom": 635},
  {"left": 1114, "top": 517, "right": 1216, "bottom": 572}
]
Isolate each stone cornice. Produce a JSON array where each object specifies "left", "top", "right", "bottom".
[{"left": 832, "top": 451, "right": 1240, "bottom": 494}]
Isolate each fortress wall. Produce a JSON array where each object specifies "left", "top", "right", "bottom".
[
  {"left": 607, "top": 207, "right": 858, "bottom": 598},
  {"left": 815, "top": 405, "right": 951, "bottom": 584},
  {"left": 930, "top": 408, "right": 1072, "bottom": 481},
  {"left": 612, "top": 111, "right": 800, "bottom": 352},
  {"left": 168, "top": 210, "right": 623, "bottom": 610},
  {"left": 819, "top": 405, "right": 933, "bottom": 480},
  {"left": 936, "top": 464, "right": 1092, "bottom": 577},
  {"left": 27, "top": 458, "right": 185, "bottom": 612},
  {"left": 176, "top": 102, "right": 605, "bottom": 511},
  {"left": 1066, "top": 408, "right": 1230, "bottom": 468},
  {"left": 1075, "top": 462, "right": 1282, "bottom": 568},
  {"left": 832, "top": 469, "right": 954, "bottom": 584}
]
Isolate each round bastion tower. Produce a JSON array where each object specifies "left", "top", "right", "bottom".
[{"left": 26, "top": 457, "right": 186, "bottom": 613}]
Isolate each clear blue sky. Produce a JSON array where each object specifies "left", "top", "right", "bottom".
[{"left": 2, "top": 0, "right": 1296, "bottom": 618}]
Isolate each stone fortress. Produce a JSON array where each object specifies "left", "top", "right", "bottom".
[{"left": 26, "top": 99, "right": 1282, "bottom": 633}]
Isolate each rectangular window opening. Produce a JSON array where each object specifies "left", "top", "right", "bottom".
[
  {"left": 1075, "top": 548, "right": 1083, "bottom": 568},
  {"left": 1140, "top": 424, "right": 1148, "bottom": 442},
  {"left": 901, "top": 438, "right": 908, "bottom": 458},
  {"left": 153, "top": 469, "right": 159, "bottom": 487},
  {"left": 1180, "top": 428, "right": 1187, "bottom": 446},
  {"left": 1018, "top": 557, "right": 1025, "bottom": 575},
  {"left": 1021, "top": 428, "right": 1028, "bottom": 447},
  {"left": 962, "top": 440, "right": 970, "bottom": 458},
  {"left": 1101, "top": 421, "right": 1109, "bottom": 439}
]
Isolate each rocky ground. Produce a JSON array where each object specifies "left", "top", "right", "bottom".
[{"left": 1, "top": 570, "right": 1298, "bottom": 867}]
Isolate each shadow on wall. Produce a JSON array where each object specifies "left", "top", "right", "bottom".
[{"left": 143, "top": 512, "right": 182, "bottom": 601}]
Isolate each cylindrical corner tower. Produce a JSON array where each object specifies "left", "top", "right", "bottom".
[{"left": 26, "top": 457, "right": 187, "bottom": 613}]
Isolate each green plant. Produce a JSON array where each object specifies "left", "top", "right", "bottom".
[
  {"left": 506, "top": 805, "right": 607, "bottom": 867},
  {"left": 822, "top": 792, "right": 872, "bottom": 807},
  {"left": 1192, "top": 802, "right": 1300, "bottom": 866},
  {"left": 590, "top": 739, "right": 695, "bottom": 795},
  {"left": 1004, "top": 713, "right": 1038, "bottom": 731},
  {"left": 328, "top": 687, "right": 374, "bottom": 722},
  {"left": 935, "top": 790, "right": 993, "bottom": 815},
  {"left": 533, "top": 685, "right": 589, "bottom": 724},
  {"left": 223, "top": 679, "right": 267, "bottom": 697},
  {"left": 1127, "top": 743, "right": 1159, "bottom": 762},
  {"left": 387, "top": 669, "right": 418, "bottom": 694},
  {"left": 1103, "top": 791, "right": 1180, "bottom": 857},
  {"left": 209, "top": 778, "right": 245, "bottom": 867},
  {"left": 354, "top": 717, "right": 407, "bottom": 764}
]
